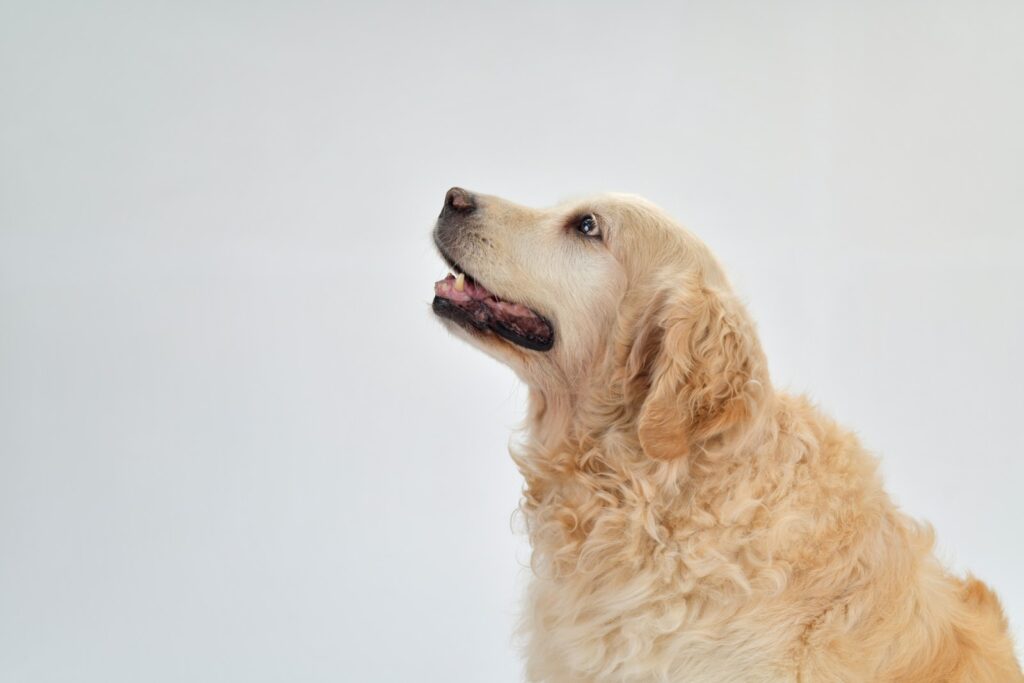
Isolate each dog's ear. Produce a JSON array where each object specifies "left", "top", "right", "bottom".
[{"left": 631, "top": 284, "right": 768, "bottom": 461}]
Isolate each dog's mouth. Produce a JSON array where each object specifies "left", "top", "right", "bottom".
[{"left": 432, "top": 253, "right": 554, "bottom": 352}]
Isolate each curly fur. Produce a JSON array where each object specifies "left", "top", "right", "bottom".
[{"left": 432, "top": 190, "right": 1022, "bottom": 682}]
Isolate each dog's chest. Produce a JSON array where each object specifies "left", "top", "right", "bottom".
[{"left": 524, "top": 575, "right": 798, "bottom": 683}]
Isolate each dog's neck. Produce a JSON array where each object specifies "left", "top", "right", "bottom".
[
  {"left": 519, "top": 376, "right": 777, "bottom": 483},
  {"left": 524, "top": 376, "right": 631, "bottom": 449}
]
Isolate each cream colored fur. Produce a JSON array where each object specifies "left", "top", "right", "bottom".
[{"left": 433, "top": 191, "right": 1022, "bottom": 682}]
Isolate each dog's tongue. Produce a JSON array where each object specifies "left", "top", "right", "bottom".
[
  {"left": 434, "top": 273, "right": 486, "bottom": 303},
  {"left": 434, "top": 274, "right": 536, "bottom": 318}
]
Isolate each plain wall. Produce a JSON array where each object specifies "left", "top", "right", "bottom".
[{"left": 1, "top": 1, "right": 1022, "bottom": 681}]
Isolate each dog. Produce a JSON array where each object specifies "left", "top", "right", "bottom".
[{"left": 430, "top": 187, "right": 1022, "bottom": 682}]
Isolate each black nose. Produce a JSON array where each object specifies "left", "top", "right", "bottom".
[{"left": 442, "top": 187, "right": 476, "bottom": 216}]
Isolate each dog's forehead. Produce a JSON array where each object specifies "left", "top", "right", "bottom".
[
  {"left": 551, "top": 192, "right": 643, "bottom": 212},
  {"left": 569, "top": 194, "right": 675, "bottom": 228}
]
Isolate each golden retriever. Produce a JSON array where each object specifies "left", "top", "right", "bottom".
[{"left": 430, "top": 187, "right": 1022, "bottom": 682}]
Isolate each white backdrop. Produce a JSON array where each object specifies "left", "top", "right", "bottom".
[{"left": 1, "top": 2, "right": 1022, "bottom": 681}]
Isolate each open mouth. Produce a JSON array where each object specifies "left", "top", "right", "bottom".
[{"left": 432, "top": 258, "right": 554, "bottom": 352}]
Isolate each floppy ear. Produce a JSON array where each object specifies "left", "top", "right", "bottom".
[{"left": 632, "top": 284, "right": 768, "bottom": 461}]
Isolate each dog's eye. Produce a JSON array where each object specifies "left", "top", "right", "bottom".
[{"left": 576, "top": 214, "right": 600, "bottom": 238}]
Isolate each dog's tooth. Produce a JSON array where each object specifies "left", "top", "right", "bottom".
[{"left": 454, "top": 272, "right": 466, "bottom": 291}]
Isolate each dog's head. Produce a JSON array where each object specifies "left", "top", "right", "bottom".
[{"left": 432, "top": 188, "right": 770, "bottom": 460}]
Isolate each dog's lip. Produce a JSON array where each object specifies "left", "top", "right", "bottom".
[{"left": 431, "top": 242, "right": 555, "bottom": 352}]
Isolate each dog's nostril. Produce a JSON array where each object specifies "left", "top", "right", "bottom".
[{"left": 444, "top": 187, "right": 476, "bottom": 214}]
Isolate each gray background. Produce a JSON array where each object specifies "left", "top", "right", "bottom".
[{"left": 1, "top": 1, "right": 1022, "bottom": 681}]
